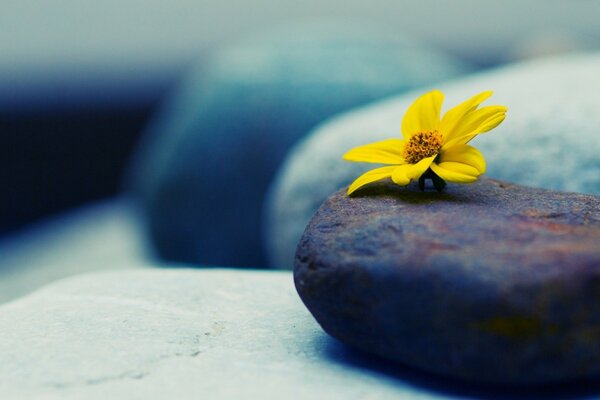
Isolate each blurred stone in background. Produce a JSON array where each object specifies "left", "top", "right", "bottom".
[
  {"left": 2, "top": 0, "right": 600, "bottom": 299},
  {"left": 0, "top": 199, "right": 147, "bottom": 303},
  {"left": 0, "top": 106, "right": 157, "bottom": 236},
  {"left": 127, "top": 20, "right": 471, "bottom": 267},
  {"left": 508, "top": 30, "right": 586, "bottom": 62},
  {"left": 0, "top": 0, "right": 600, "bottom": 258},
  {"left": 2, "top": 0, "right": 600, "bottom": 257},
  {"left": 266, "top": 52, "right": 600, "bottom": 269}
]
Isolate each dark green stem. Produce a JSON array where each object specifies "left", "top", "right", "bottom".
[{"left": 418, "top": 169, "right": 446, "bottom": 192}]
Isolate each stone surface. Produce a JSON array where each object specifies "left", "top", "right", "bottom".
[
  {"left": 0, "top": 197, "right": 148, "bottom": 304},
  {"left": 266, "top": 52, "right": 600, "bottom": 269},
  {"left": 0, "top": 268, "right": 531, "bottom": 400},
  {"left": 127, "top": 20, "right": 471, "bottom": 268},
  {"left": 294, "top": 178, "right": 600, "bottom": 385}
]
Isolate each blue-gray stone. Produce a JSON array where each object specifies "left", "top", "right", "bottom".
[
  {"left": 127, "top": 20, "right": 471, "bottom": 267},
  {"left": 266, "top": 52, "right": 600, "bottom": 269}
]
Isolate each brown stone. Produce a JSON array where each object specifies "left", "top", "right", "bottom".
[{"left": 294, "top": 177, "right": 600, "bottom": 384}]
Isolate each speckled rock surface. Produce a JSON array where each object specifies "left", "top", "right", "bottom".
[
  {"left": 266, "top": 52, "right": 600, "bottom": 269},
  {"left": 127, "top": 20, "right": 471, "bottom": 268},
  {"left": 294, "top": 178, "right": 600, "bottom": 385}
]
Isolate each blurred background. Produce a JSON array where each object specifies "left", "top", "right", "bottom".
[{"left": 1, "top": 0, "right": 599, "bottom": 301}]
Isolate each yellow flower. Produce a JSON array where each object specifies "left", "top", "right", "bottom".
[{"left": 343, "top": 90, "right": 507, "bottom": 195}]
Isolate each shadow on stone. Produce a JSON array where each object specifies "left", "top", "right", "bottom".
[
  {"left": 349, "top": 181, "right": 477, "bottom": 205},
  {"left": 316, "top": 333, "right": 600, "bottom": 399}
]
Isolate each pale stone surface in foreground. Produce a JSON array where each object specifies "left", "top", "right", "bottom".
[{"left": 0, "top": 269, "right": 460, "bottom": 400}]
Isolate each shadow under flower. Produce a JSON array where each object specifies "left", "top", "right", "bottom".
[{"left": 349, "top": 180, "right": 479, "bottom": 206}]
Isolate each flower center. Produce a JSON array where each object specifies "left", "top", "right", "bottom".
[{"left": 403, "top": 130, "right": 443, "bottom": 164}]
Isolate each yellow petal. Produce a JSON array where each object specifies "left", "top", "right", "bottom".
[
  {"left": 442, "top": 108, "right": 507, "bottom": 150},
  {"left": 439, "top": 145, "right": 486, "bottom": 174},
  {"left": 391, "top": 165, "right": 411, "bottom": 186},
  {"left": 409, "top": 155, "right": 436, "bottom": 179},
  {"left": 430, "top": 161, "right": 480, "bottom": 183},
  {"left": 391, "top": 156, "right": 435, "bottom": 185},
  {"left": 440, "top": 91, "right": 492, "bottom": 142},
  {"left": 442, "top": 112, "right": 506, "bottom": 150},
  {"left": 473, "top": 111, "right": 507, "bottom": 133},
  {"left": 343, "top": 139, "right": 406, "bottom": 164},
  {"left": 401, "top": 90, "right": 444, "bottom": 139},
  {"left": 462, "top": 105, "right": 507, "bottom": 134},
  {"left": 347, "top": 166, "right": 396, "bottom": 195}
]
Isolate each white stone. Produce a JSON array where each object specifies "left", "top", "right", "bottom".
[
  {"left": 0, "top": 269, "right": 454, "bottom": 399},
  {"left": 265, "top": 53, "right": 600, "bottom": 269},
  {"left": 0, "top": 198, "right": 148, "bottom": 304}
]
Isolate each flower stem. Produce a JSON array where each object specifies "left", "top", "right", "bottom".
[
  {"left": 431, "top": 174, "right": 447, "bottom": 192},
  {"left": 419, "top": 169, "right": 446, "bottom": 192}
]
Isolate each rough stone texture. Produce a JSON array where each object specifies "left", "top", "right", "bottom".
[
  {"left": 294, "top": 178, "right": 600, "bottom": 385},
  {"left": 127, "top": 19, "right": 471, "bottom": 268},
  {"left": 266, "top": 52, "right": 600, "bottom": 269},
  {"left": 0, "top": 268, "right": 505, "bottom": 400}
]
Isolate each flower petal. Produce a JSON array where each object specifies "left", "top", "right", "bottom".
[
  {"left": 440, "top": 91, "right": 492, "bottom": 141},
  {"left": 461, "top": 105, "right": 508, "bottom": 134},
  {"left": 409, "top": 155, "right": 436, "bottom": 179},
  {"left": 442, "top": 107, "right": 507, "bottom": 150},
  {"left": 391, "top": 155, "right": 435, "bottom": 185},
  {"left": 343, "top": 139, "right": 406, "bottom": 164},
  {"left": 430, "top": 161, "right": 480, "bottom": 183},
  {"left": 473, "top": 110, "right": 507, "bottom": 133},
  {"left": 347, "top": 166, "right": 397, "bottom": 195},
  {"left": 401, "top": 90, "right": 444, "bottom": 139},
  {"left": 391, "top": 165, "right": 411, "bottom": 186},
  {"left": 439, "top": 144, "right": 486, "bottom": 174}
]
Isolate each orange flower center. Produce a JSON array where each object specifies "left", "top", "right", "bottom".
[{"left": 403, "top": 130, "right": 443, "bottom": 164}]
